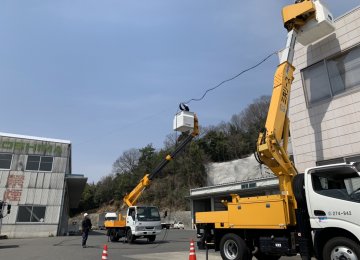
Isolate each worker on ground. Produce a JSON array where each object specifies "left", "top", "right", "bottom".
[{"left": 81, "top": 213, "right": 92, "bottom": 248}]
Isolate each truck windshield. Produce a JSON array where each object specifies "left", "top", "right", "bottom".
[{"left": 136, "top": 207, "right": 161, "bottom": 221}]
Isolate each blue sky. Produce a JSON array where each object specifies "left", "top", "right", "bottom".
[{"left": 1, "top": 1, "right": 359, "bottom": 182}]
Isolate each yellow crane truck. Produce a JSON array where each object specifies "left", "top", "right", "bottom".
[
  {"left": 105, "top": 107, "right": 199, "bottom": 243},
  {"left": 195, "top": 1, "right": 360, "bottom": 259}
]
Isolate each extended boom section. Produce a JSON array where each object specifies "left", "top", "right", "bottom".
[{"left": 256, "top": 29, "right": 298, "bottom": 225}]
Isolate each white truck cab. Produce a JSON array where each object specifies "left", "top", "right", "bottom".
[
  {"left": 126, "top": 206, "right": 162, "bottom": 243},
  {"left": 106, "top": 206, "right": 162, "bottom": 243},
  {"left": 306, "top": 163, "right": 360, "bottom": 231},
  {"left": 304, "top": 162, "right": 360, "bottom": 259}
]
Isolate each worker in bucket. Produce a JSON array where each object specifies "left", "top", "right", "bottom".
[{"left": 81, "top": 213, "right": 92, "bottom": 248}]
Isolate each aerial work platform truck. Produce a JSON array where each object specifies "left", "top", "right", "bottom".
[{"left": 195, "top": 1, "right": 360, "bottom": 259}]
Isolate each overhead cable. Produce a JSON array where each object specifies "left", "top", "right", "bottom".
[{"left": 182, "top": 51, "right": 278, "bottom": 105}]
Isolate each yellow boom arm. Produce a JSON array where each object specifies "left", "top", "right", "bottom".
[
  {"left": 257, "top": 59, "right": 297, "bottom": 193},
  {"left": 256, "top": 0, "right": 318, "bottom": 216},
  {"left": 123, "top": 174, "right": 152, "bottom": 207}
]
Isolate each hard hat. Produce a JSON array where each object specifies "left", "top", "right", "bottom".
[{"left": 84, "top": 213, "right": 88, "bottom": 217}]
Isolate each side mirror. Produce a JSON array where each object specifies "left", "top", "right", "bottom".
[{"left": 7, "top": 204, "right": 11, "bottom": 214}]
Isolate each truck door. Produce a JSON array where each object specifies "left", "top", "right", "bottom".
[
  {"left": 306, "top": 165, "right": 360, "bottom": 232},
  {"left": 127, "top": 207, "right": 136, "bottom": 230}
]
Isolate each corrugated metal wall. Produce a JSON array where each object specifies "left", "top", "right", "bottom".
[{"left": 0, "top": 135, "right": 70, "bottom": 238}]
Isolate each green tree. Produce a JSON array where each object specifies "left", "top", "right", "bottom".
[{"left": 94, "top": 175, "right": 116, "bottom": 205}]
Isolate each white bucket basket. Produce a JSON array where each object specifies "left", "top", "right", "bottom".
[
  {"left": 173, "top": 111, "right": 195, "bottom": 133},
  {"left": 297, "top": 0, "right": 335, "bottom": 46}
]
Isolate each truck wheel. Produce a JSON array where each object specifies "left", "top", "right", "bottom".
[
  {"left": 109, "top": 230, "right": 119, "bottom": 242},
  {"left": 220, "top": 233, "right": 251, "bottom": 260},
  {"left": 147, "top": 235, "right": 156, "bottom": 242},
  {"left": 126, "top": 229, "right": 135, "bottom": 244},
  {"left": 110, "top": 233, "right": 119, "bottom": 242},
  {"left": 323, "top": 237, "right": 360, "bottom": 260}
]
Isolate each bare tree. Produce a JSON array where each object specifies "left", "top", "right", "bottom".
[
  {"left": 229, "top": 95, "right": 270, "bottom": 134},
  {"left": 163, "top": 133, "right": 177, "bottom": 150},
  {"left": 229, "top": 113, "right": 243, "bottom": 133},
  {"left": 112, "top": 148, "right": 141, "bottom": 175},
  {"left": 240, "top": 95, "right": 270, "bottom": 133}
]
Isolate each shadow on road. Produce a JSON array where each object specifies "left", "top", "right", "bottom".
[
  {"left": 89, "top": 231, "right": 106, "bottom": 236},
  {"left": 106, "top": 239, "right": 170, "bottom": 245},
  {"left": 68, "top": 230, "right": 106, "bottom": 236},
  {"left": 0, "top": 245, "right": 19, "bottom": 249}
]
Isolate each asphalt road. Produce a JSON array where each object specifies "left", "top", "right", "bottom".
[{"left": 0, "top": 229, "right": 303, "bottom": 260}]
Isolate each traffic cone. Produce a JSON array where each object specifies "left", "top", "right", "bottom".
[
  {"left": 189, "top": 239, "right": 197, "bottom": 260},
  {"left": 101, "top": 244, "right": 108, "bottom": 260}
]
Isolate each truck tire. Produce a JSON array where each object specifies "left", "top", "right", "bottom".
[
  {"left": 323, "top": 237, "right": 360, "bottom": 260},
  {"left": 147, "top": 235, "right": 156, "bottom": 242},
  {"left": 109, "top": 230, "right": 119, "bottom": 242},
  {"left": 126, "top": 229, "right": 135, "bottom": 244},
  {"left": 220, "top": 233, "right": 251, "bottom": 260},
  {"left": 293, "top": 173, "right": 306, "bottom": 207},
  {"left": 110, "top": 233, "right": 119, "bottom": 242}
]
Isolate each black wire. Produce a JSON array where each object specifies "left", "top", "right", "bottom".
[{"left": 182, "top": 51, "right": 278, "bottom": 105}]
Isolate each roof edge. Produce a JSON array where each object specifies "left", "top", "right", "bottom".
[
  {"left": 0, "top": 132, "right": 71, "bottom": 144},
  {"left": 335, "top": 5, "right": 360, "bottom": 22}
]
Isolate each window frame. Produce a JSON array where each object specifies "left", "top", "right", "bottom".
[
  {"left": 301, "top": 44, "right": 360, "bottom": 107},
  {"left": 0, "top": 153, "right": 13, "bottom": 170},
  {"left": 16, "top": 205, "right": 46, "bottom": 223},
  {"left": 25, "top": 155, "right": 54, "bottom": 172}
]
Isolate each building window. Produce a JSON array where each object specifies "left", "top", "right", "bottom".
[
  {"left": 316, "top": 157, "right": 344, "bottom": 166},
  {"left": 16, "top": 205, "right": 46, "bottom": 222},
  {"left": 241, "top": 184, "right": 249, "bottom": 189},
  {"left": 26, "top": 155, "right": 53, "bottom": 172},
  {"left": 248, "top": 183, "right": 257, "bottom": 188},
  {"left": 0, "top": 153, "right": 12, "bottom": 169},
  {"left": 317, "top": 154, "right": 360, "bottom": 166},
  {"left": 302, "top": 45, "right": 360, "bottom": 105},
  {"left": 241, "top": 183, "right": 256, "bottom": 189}
]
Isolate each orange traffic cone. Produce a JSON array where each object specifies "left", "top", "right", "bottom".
[
  {"left": 101, "top": 244, "right": 108, "bottom": 260},
  {"left": 189, "top": 239, "right": 197, "bottom": 260}
]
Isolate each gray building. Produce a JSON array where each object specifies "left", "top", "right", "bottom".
[
  {"left": 0, "top": 132, "right": 87, "bottom": 238},
  {"left": 190, "top": 5, "right": 360, "bottom": 225}
]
